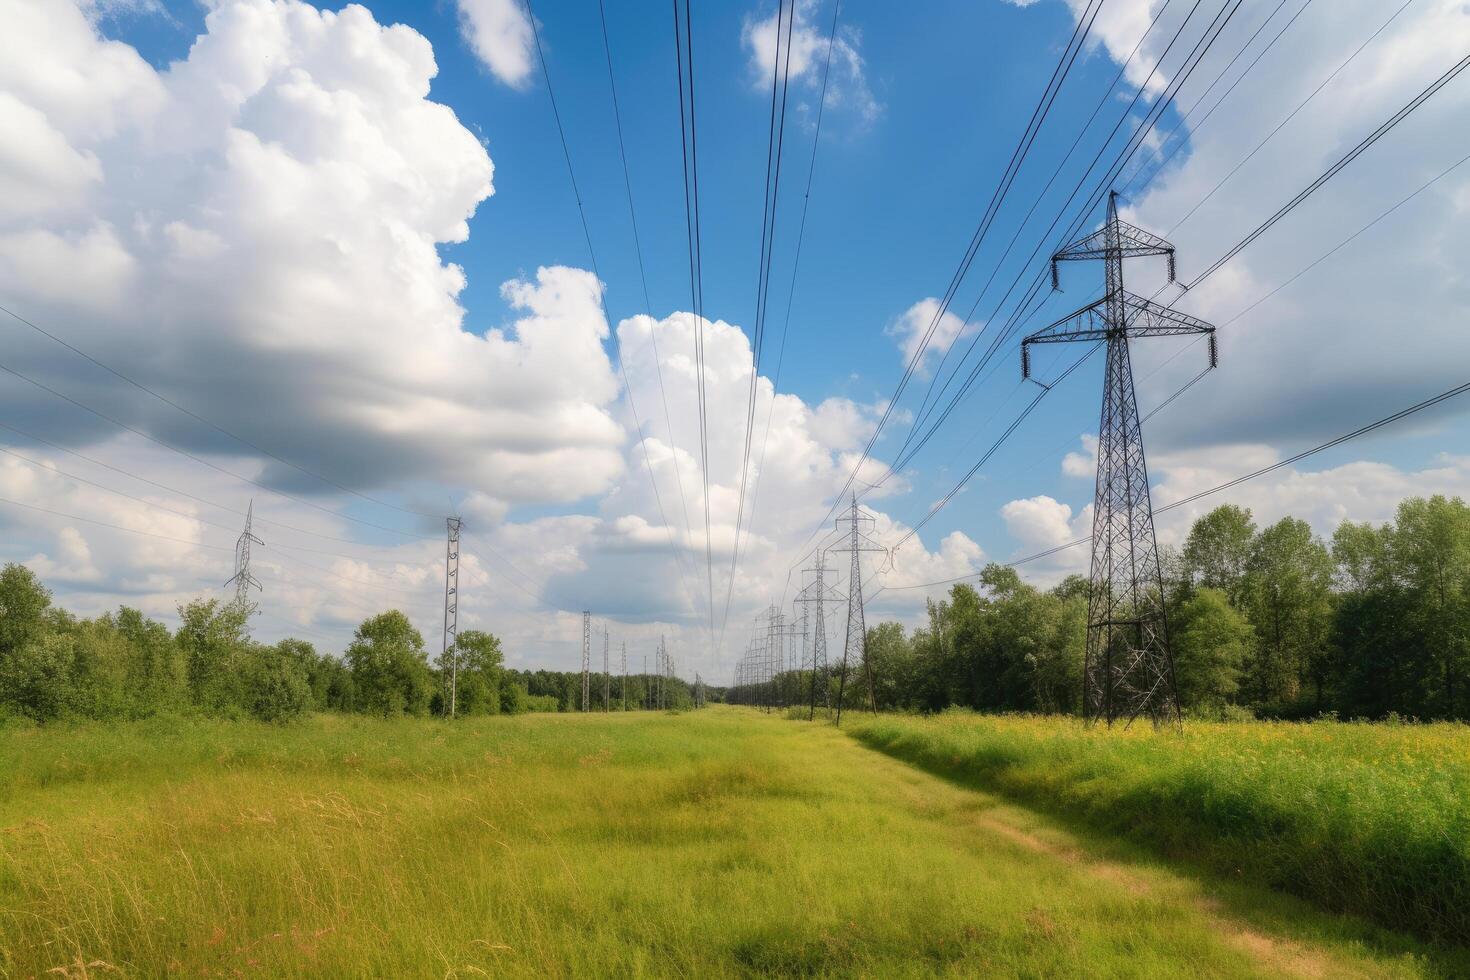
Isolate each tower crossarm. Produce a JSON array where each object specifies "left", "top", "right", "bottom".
[
  {"left": 1053, "top": 220, "right": 1174, "bottom": 263},
  {"left": 830, "top": 534, "right": 887, "bottom": 554},
  {"left": 1051, "top": 218, "right": 1177, "bottom": 288},
  {"left": 1022, "top": 295, "right": 1112, "bottom": 348},
  {"left": 1118, "top": 291, "right": 1216, "bottom": 339}
]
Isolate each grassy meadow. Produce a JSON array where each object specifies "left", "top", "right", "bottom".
[
  {"left": 0, "top": 708, "right": 1461, "bottom": 977},
  {"left": 852, "top": 712, "right": 1470, "bottom": 947}
]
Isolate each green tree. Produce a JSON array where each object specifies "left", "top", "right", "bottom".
[
  {"left": 1332, "top": 520, "right": 1392, "bottom": 592},
  {"left": 1182, "top": 505, "right": 1257, "bottom": 602},
  {"left": 499, "top": 678, "right": 527, "bottom": 715},
  {"left": 0, "top": 564, "right": 52, "bottom": 656},
  {"left": 344, "top": 610, "right": 433, "bottom": 716},
  {"left": 176, "top": 598, "right": 251, "bottom": 710},
  {"left": 1241, "top": 518, "right": 1333, "bottom": 708},
  {"left": 864, "top": 621, "right": 911, "bottom": 710},
  {"left": 113, "top": 607, "right": 186, "bottom": 715},
  {"left": 1033, "top": 583, "right": 1086, "bottom": 714},
  {"left": 0, "top": 631, "right": 75, "bottom": 721},
  {"left": 1171, "top": 588, "right": 1252, "bottom": 712},
  {"left": 1387, "top": 495, "right": 1470, "bottom": 718},
  {"left": 450, "top": 629, "right": 504, "bottom": 715}
]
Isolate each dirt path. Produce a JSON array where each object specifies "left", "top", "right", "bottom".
[{"left": 816, "top": 722, "right": 1425, "bottom": 979}]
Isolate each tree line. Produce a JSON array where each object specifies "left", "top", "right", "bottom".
[
  {"left": 747, "top": 494, "right": 1470, "bottom": 722},
  {"left": 0, "top": 564, "right": 697, "bottom": 723}
]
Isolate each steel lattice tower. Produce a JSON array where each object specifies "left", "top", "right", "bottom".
[
  {"left": 224, "top": 499, "right": 264, "bottom": 614},
  {"left": 831, "top": 495, "right": 886, "bottom": 724},
  {"left": 795, "top": 553, "right": 842, "bottom": 719},
  {"left": 581, "top": 611, "right": 591, "bottom": 713},
  {"left": 439, "top": 517, "right": 463, "bottom": 717},
  {"left": 1022, "top": 192, "right": 1217, "bottom": 728},
  {"left": 603, "top": 627, "right": 611, "bottom": 712},
  {"left": 621, "top": 641, "right": 628, "bottom": 711}
]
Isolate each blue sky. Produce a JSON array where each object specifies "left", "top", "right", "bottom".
[
  {"left": 4, "top": 0, "right": 1470, "bottom": 677},
  {"left": 97, "top": 0, "right": 1135, "bottom": 534}
]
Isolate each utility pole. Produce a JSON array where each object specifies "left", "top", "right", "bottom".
[
  {"left": 437, "top": 516, "right": 462, "bottom": 717},
  {"left": 1022, "top": 190, "right": 1216, "bottom": 728},
  {"left": 224, "top": 499, "right": 264, "bottom": 615},
  {"left": 795, "top": 552, "right": 842, "bottom": 719},
  {"left": 830, "top": 495, "right": 886, "bottom": 725},
  {"left": 581, "top": 611, "right": 591, "bottom": 713}
]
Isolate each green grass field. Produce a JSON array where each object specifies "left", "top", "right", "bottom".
[
  {"left": 851, "top": 712, "right": 1470, "bottom": 947},
  {"left": 0, "top": 708, "right": 1461, "bottom": 977}
]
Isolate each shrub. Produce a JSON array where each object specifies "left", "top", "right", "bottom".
[{"left": 240, "top": 646, "right": 312, "bottom": 723}]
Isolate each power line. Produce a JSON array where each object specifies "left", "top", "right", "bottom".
[
  {"left": 722, "top": 0, "right": 801, "bottom": 654},
  {"left": 883, "top": 0, "right": 1245, "bottom": 486},
  {"left": 780, "top": 0, "right": 1243, "bottom": 585},
  {"left": 1165, "top": 0, "right": 1417, "bottom": 237},
  {"left": 893, "top": 343, "right": 1100, "bottom": 550},
  {"left": 883, "top": 377, "right": 1470, "bottom": 593},
  {"left": 0, "top": 492, "right": 234, "bottom": 551},
  {"left": 786, "top": 0, "right": 1117, "bottom": 569},
  {"left": 672, "top": 0, "right": 716, "bottom": 654},
  {"left": 741, "top": 0, "right": 844, "bottom": 625},
  {"left": 1119, "top": 0, "right": 1311, "bottom": 196},
  {"left": 595, "top": 0, "right": 699, "bottom": 579},
  {"left": 884, "top": 101, "right": 1470, "bottom": 568},
  {"left": 907, "top": 0, "right": 1182, "bottom": 432},
  {"left": 1187, "top": 49, "right": 1470, "bottom": 286},
  {"left": 522, "top": 0, "right": 704, "bottom": 624}
]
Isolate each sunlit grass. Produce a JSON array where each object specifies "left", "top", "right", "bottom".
[
  {"left": 850, "top": 711, "right": 1470, "bottom": 947},
  {"left": 0, "top": 708, "right": 1452, "bottom": 976}
]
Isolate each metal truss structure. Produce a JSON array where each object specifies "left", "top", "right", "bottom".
[{"left": 1022, "top": 192, "right": 1216, "bottom": 728}]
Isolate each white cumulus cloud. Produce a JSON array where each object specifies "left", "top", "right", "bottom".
[{"left": 454, "top": 0, "right": 535, "bottom": 89}]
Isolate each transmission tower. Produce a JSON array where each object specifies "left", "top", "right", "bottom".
[
  {"left": 621, "top": 641, "right": 628, "bottom": 712},
  {"left": 657, "top": 635, "right": 666, "bottom": 709},
  {"left": 760, "top": 604, "right": 803, "bottom": 709},
  {"left": 795, "top": 553, "right": 843, "bottom": 719},
  {"left": 581, "top": 611, "right": 591, "bottom": 713},
  {"left": 831, "top": 495, "right": 886, "bottom": 725},
  {"left": 439, "top": 517, "right": 463, "bottom": 717},
  {"left": 603, "top": 626, "right": 611, "bottom": 712},
  {"left": 224, "top": 499, "right": 264, "bottom": 614},
  {"left": 1022, "top": 191, "right": 1216, "bottom": 728}
]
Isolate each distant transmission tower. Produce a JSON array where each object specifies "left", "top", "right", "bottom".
[
  {"left": 795, "top": 553, "right": 842, "bottom": 720},
  {"left": 621, "top": 641, "right": 628, "bottom": 711},
  {"left": 440, "top": 517, "right": 463, "bottom": 717},
  {"left": 1022, "top": 191, "right": 1216, "bottom": 728},
  {"left": 224, "top": 499, "right": 264, "bottom": 614},
  {"left": 581, "top": 611, "right": 592, "bottom": 713},
  {"left": 658, "top": 636, "right": 669, "bottom": 709},
  {"left": 831, "top": 495, "right": 886, "bottom": 725},
  {"left": 603, "top": 626, "right": 611, "bottom": 712}
]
